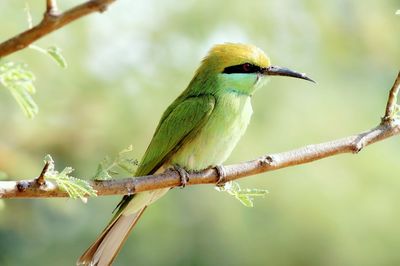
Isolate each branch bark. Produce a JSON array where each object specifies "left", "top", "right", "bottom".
[
  {"left": 1, "top": 71, "right": 399, "bottom": 199},
  {"left": 384, "top": 71, "right": 400, "bottom": 121},
  {"left": 0, "top": 0, "right": 116, "bottom": 58}
]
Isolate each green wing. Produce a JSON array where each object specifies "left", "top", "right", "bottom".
[
  {"left": 112, "top": 94, "right": 215, "bottom": 219},
  {"left": 136, "top": 94, "right": 216, "bottom": 176}
]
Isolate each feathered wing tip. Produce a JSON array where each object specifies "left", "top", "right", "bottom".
[{"left": 77, "top": 207, "right": 146, "bottom": 266}]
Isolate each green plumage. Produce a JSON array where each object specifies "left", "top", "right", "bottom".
[
  {"left": 77, "top": 43, "right": 298, "bottom": 266},
  {"left": 136, "top": 94, "right": 216, "bottom": 176}
]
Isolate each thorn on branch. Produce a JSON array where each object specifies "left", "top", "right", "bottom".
[
  {"left": 36, "top": 161, "right": 50, "bottom": 186},
  {"left": 46, "top": 0, "right": 60, "bottom": 17},
  {"left": 383, "top": 71, "right": 400, "bottom": 123}
]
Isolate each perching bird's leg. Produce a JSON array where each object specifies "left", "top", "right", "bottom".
[
  {"left": 173, "top": 164, "right": 189, "bottom": 188},
  {"left": 215, "top": 165, "right": 227, "bottom": 187}
]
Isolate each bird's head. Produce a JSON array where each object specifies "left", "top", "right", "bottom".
[{"left": 194, "top": 43, "right": 314, "bottom": 96}]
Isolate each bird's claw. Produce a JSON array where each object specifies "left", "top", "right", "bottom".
[
  {"left": 173, "top": 164, "right": 189, "bottom": 188},
  {"left": 215, "top": 165, "right": 227, "bottom": 187}
]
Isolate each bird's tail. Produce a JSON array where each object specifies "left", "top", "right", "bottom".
[
  {"left": 77, "top": 188, "right": 169, "bottom": 266},
  {"left": 77, "top": 207, "right": 146, "bottom": 266}
]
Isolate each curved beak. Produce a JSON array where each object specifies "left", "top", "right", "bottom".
[{"left": 263, "top": 66, "right": 315, "bottom": 83}]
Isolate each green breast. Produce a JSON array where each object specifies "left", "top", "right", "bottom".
[{"left": 171, "top": 93, "right": 253, "bottom": 170}]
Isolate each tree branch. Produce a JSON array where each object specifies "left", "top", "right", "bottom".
[
  {"left": 1, "top": 72, "right": 399, "bottom": 199},
  {"left": 46, "top": 0, "right": 59, "bottom": 16},
  {"left": 0, "top": 0, "right": 116, "bottom": 58},
  {"left": 384, "top": 71, "right": 400, "bottom": 121}
]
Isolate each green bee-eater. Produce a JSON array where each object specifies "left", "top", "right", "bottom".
[{"left": 78, "top": 43, "right": 313, "bottom": 265}]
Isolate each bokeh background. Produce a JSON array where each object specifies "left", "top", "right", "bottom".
[{"left": 0, "top": 0, "right": 399, "bottom": 265}]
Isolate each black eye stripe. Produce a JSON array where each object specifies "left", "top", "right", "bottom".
[{"left": 223, "top": 63, "right": 262, "bottom": 74}]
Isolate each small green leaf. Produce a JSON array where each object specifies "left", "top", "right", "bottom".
[
  {"left": 29, "top": 45, "right": 68, "bottom": 68},
  {"left": 93, "top": 145, "right": 138, "bottom": 180},
  {"left": 119, "top": 145, "right": 134, "bottom": 154},
  {"left": 44, "top": 154, "right": 53, "bottom": 164},
  {"left": 8, "top": 84, "right": 38, "bottom": 118},
  {"left": 43, "top": 155, "right": 97, "bottom": 202},
  {"left": 239, "top": 188, "right": 269, "bottom": 197},
  {"left": 46, "top": 46, "right": 68, "bottom": 68},
  {"left": 93, "top": 163, "right": 112, "bottom": 180},
  {"left": 0, "top": 61, "right": 38, "bottom": 118},
  {"left": 215, "top": 181, "right": 268, "bottom": 207},
  {"left": 117, "top": 158, "right": 139, "bottom": 174},
  {"left": 236, "top": 194, "right": 254, "bottom": 207}
]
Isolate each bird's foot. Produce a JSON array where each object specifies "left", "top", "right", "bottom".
[
  {"left": 215, "top": 165, "right": 227, "bottom": 187},
  {"left": 173, "top": 164, "right": 189, "bottom": 188}
]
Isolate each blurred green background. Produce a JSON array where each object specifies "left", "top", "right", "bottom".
[{"left": 1, "top": 0, "right": 399, "bottom": 265}]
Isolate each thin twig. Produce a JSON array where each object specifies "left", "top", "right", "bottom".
[
  {"left": 383, "top": 71, "right": 400, "bottom": 122},
  {"left": 46, "top": 0, "right": 58, "bottom": 15},
  {"left": 0, "top": 0, "right": 116, "bottom": 58},
  {"left": 36, "top": 161, "right": 50, "bottom": 186}
]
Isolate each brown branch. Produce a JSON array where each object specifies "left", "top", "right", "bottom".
[
  {"left": 0, "top": 71, "right": 399, "bottom": 199},
  {"left": 383, "top": 71, "right": 400, "bottom": 121},
  {"left": 0, "top": 122, "right": 399, "bottom": 199},
  {"left": 0, "top": 0, "right": 116, "bottom": 58},
  {"left": 46, "top": 0, "right": 59, "bottom": 16}
]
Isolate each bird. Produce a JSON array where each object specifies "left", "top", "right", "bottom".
[{"left": 77, "top": 43, "right": 314, "bottom": 265}]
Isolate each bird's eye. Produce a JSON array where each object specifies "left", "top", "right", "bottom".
[
  {"left": 242, "top": 63, "right": 251, "bottom": 72},
  {"left": 223, "top": 63, "right": 261, "bottom": 74}
]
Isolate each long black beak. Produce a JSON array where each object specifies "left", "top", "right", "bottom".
[{"left": 263, "top": 65, "right": 315, "bottom": 83}]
